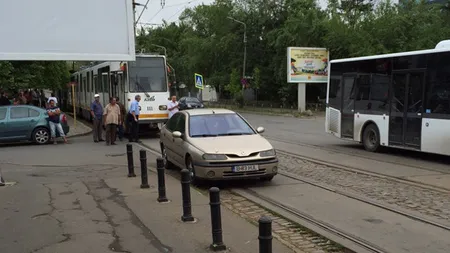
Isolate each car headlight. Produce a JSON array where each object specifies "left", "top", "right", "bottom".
[
  {"left": 202, "top": 154, "right": 227, "bottom": 160},
  {"left": 260, "top": 149, "right": 276, "bottom": 157},
  {"left": 159, "top": 105, "right": 167, "bottom": 110}
]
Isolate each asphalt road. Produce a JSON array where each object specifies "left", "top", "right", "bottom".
[
  {"left": 0, "top": 135, "right": 294, "bottom": 253},
  {"left": 137, "top": 112, "right": 450, "bottom": 253}
]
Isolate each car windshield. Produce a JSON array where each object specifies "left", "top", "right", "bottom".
[
  {"left": 185, "top": 97, "right": 200, "bottom": 103},
  {"left": 189, "top": 113, "right": 255, "bottom": 137}
]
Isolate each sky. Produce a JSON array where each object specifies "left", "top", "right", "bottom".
[
  {"left": 135, "top": 0, "right": 399, "bottom": 29},
  {"left": 135, "top": 0, "right": 215, "bottom": 28}
]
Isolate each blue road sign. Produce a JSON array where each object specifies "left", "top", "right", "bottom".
[{"left": 194, "top": 73, "right": 204, "bottom": 90}]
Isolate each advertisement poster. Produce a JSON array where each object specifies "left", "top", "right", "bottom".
[{"left": 287, "top": 47, "right": 329, "bottom": 83}]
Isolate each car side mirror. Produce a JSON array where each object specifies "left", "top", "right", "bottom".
[
  {"left": 256, "top": 127, "right": 265, "bottom": 133},
  {"left": 172, "top": 131, "right": 183, "bottom": 138}
]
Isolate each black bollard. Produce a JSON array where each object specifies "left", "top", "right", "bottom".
[
  {"left": 156, "top": 157, "right": 169, "bottom": 202},
  {"left": 258, "top": 216, "right": 273, "bottom": 253},
  {"left": 140, "top": 150, "right": 150, "bottom": 189},
  {"left": 180, "top": 169, "right": 194, "bottom": 222},
  {"left": 126, "top": 144, "right": 136, "bottom": 177},
  {"left": 209, "top": 187, "right": 226, "bottom": 251}
]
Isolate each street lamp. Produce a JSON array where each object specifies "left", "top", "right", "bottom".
[
  {"left": 227, "top": 16, "right": 247, "bottom": 92},
  {"left": 150, "top": 44, "right": 167, "bottom": 56}
]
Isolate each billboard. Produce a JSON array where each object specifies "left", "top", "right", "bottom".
[
  {"left": 0, "top": 0, "right": 136, "bottom": 61},
  {"left": 287, "top": 47, "right": 329, "bottom": 83}
]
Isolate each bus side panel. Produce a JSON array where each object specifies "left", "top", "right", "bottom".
[
  {"left": 326, "top": 107, "right": 341, "bottom": 138},
  {"left": 354, "top": 114, "right": 389, "bottom": 146},
  {"left": 421, "top": 118, "right": 450, "bottom": 156}
]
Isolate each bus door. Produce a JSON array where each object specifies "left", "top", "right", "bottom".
[
  {"left": 341, "top": 74, "right": 357, "bottom": 138},
  {"left": 389, "top": 71, "right": 424, "bottom": 149}
]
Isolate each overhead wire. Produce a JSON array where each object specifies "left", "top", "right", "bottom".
[{"left": 135, "top": 0, "right": 152, "bottom": 25}]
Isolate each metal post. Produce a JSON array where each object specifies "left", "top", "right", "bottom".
[
  {"left": 140, "top": 150, "right": 150, "bottom": 189},
  {"left": 258, "top": 216, "right": 273, "bottom": 253},
  {"left": 156, "top": 157, "right": 169, "bottom": 202},
  {"left": 127, "top": 144, "right": 136, "bottom": 177},
  {"left": 180, "top": 169, "right": 194, "bottom": 222},
  {"left": 243, "top": 25, "right": 247, "bottom": 94},
  {"left": 209, "top": 187, "right": 226, "bottom": 251}
]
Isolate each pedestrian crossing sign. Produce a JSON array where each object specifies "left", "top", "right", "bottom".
[{"left": 194, "top": 73, "right": 204, "bottom": 90}]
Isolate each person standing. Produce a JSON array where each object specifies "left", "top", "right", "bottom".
[
  {"left": 128, "top": 95, "right": 141, "bottom": 143},
  {"left": 47, "top": 100, "right": 68, "bottom": 144},
  {"left": 90, "top": 94, "right": 104, "bottom": 142},
  {"left": 47, "top": 92, "right": 58, "bottom": 107},
  {"left": 103, "top": 97, "right": 121, "bottom": 146},
  {"left": 0, "top": 92, "right": 11, "bottom": 106},
  {"left": 167, "top": 95, "right": 179, "bottom": 119},
  {"left": 116, "top": 97, "right": 126, "bottom": 141}
]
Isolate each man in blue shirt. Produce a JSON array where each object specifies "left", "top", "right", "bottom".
[
  {"left": 127, "top": 95, "right": 141, "bottom": 142},
  {"left": 47, "top": 100, "right": 68, "bottom": 144},
  {"left": 90, "top": 94, "right": 104, "bottom": 142}
]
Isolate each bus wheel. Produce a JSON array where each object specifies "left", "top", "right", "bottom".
[{"left": 362, "top": 124, "right": 380, "bottom": 152}]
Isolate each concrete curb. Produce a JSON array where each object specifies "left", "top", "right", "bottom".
[
  {"left": 67, "top": 129, "right": 93, "bottom": 139},
  {"left": 65, "top": 113, "right": 93, "bottom": 139}
]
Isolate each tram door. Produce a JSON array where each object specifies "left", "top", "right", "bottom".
[
  {"left": 110, "top": 73, "right": 119, "bottom": 99},
  {"left": 389, "top": 71, "right": 424, "bottom": 149}
]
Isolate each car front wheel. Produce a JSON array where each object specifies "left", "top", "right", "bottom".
[
  {"left": 185, "top": 156, "right": 201, "bottom": 186},
  {"left": 33, "top": 127, "right": 50, "bottom": 145},
  {"left": 161, "top": 143, "right": 175, "bottom": 169}
]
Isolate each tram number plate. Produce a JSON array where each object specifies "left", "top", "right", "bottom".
[
  {"left": 232, "top": 164, "right": 259, "bottom": 172},
  {"left": 147, "top": 106, "right": 153, "bottom": 111}
]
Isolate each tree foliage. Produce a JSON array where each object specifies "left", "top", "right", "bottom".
[
  {"left": 137, "top": 0, "right": 450, "bottom": 104},
  {"left": 0, "top": 61, "right": 70, "bottom": 92}
]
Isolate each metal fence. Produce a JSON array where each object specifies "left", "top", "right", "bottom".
[{"left": 204, "top": 99, "right": 325, "bottom": 113}]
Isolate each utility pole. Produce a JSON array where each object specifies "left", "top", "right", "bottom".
[{"left": 227, "top": 17, "right": 247, "bottom": 94}]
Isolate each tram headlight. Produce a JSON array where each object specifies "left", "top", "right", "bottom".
[{"left": 159, "top": 105, "right": 167, "bottom": 110}]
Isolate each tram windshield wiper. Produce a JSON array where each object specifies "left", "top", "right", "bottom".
[{"left": 130, "top": 76, "right": 150, "bottom": 97}]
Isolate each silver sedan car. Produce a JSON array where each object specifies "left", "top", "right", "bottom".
[{"left": 159, "top": 109, "right": 278, "bottom": 184}]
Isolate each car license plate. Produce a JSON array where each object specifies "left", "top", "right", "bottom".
[{"left": 232, "top": 165, "right": 259, "bottom": 172}]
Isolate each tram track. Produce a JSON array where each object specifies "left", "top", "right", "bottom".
[
  {"left": 275, "top": 149, "right": 450, "bottom": 193},
  {"left": 135, "top": 141, "right": 450, "bottom": 253},
  {"left": 266, "top": 136, "right": 450, "bottom": 175},
  {"left": 236, "top": 188, "right": 390, "bottom": 253}
]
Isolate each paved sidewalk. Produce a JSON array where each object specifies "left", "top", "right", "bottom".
[
  {"left": 109, "top": 146, "right": 297, "bottom": 253},
  {"left": 65, "top": 115, "right": 92, "bottom": 138},
  {"left": 0, "top": 137, "right": 295, "bottom": 253}
]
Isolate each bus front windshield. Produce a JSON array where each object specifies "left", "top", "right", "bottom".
[{"left": 128, "top": 57, "right": 168, "bottom": 92}]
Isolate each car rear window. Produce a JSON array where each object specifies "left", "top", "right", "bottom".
[
  {"left": 0, "top": 108, "right": 6, "bottom": 120},
  {"left": 189, "top": 113, "right": 255, "bottom": 137}
]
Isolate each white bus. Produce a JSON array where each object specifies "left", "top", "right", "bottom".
[
  {"left": 325, "top": 40, "right": 450, "bottom": 156},
  {"left": 68, "top": 54, "right": 170, "bottom": 131}
]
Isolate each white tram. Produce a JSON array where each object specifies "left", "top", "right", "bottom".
[{"left": 68, "top": 54, "right": 170, "bottom": 131}]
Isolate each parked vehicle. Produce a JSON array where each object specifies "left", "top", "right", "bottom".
[
  {"left": 0, "top": 105, "right": 70, "bottom": 144},
  {"left": 178, "top": 97, "right": 204, "bottom": 110},
  {"left": 159, "top": 108, "right": 278, "bottom": 184}
]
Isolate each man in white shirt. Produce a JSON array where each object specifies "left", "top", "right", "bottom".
[{"left": 167, "top": 95, "right": 179, "bottom": 119}]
